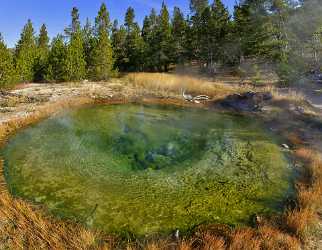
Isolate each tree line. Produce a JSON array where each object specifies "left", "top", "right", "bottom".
[{"left": 1, "top": 0, "right": 322, "bottom": 88}]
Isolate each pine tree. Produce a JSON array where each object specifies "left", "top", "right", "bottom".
[
  {"left": 64, "top": 7, "right": 81, "bottom": 38},
  {"left": 270, "top": 0, "right": 290, "bottom": 59},
  {"left": 38, "top": 24, "right": 50, "bottom": 49},
  {"left": 190, "top": 0, "right": 209, "bottom": 15},
  {"left": 189, "top": 0, "right": 209, "bottom": 61},
  {"left": 46, "top": 35, "right": 67, "bottom": 82},
  {"left": 82, "top": 18, "right": 95, "bottom": 72},
  {"left": 142, "top": 15, "right": 153, "bottom": 44},
  {"left": 64, "top": 7, "right": 86, "bottom": 81},
  {"left": 233, "top": 0, "right": 283, "bottom": 61},
  {"left": 142, "top": 9, "right": 159, "bottom": 71},
  {"left": 111, "top": 20, "right": 127, "bottom": 71},
  {"left": 124, "top": 7, "right": 145, "bottom": 71},
  {"left": 0, "top": 34, "right": 16, "bottom": 87},
  {"left": 233, "top": 3, "right": 252, "bottom": 61},
  {"left": 15, "top": 19, "right": 37, "bottom": 82},
  {"left": 34, "top": 24, "right": 50, "bottom": 82},
  {"left": 170, "top": 7, "right": 187, "bottom": 64},
  {"left": 88, "top": 3, "right": 115, "bottom": 80},
  {"left": 197, "top": 6, "right": 213, "bottom": 66},
  {"left": 208, "top": 0, "right": 230, "bottom": 66},
  {"left": 157, "top": 2, "right": 172, "bottom": 71}
]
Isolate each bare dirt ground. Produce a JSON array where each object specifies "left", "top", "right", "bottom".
[{"left": 0, "top": 81, "right": 124, "bottom": 125}]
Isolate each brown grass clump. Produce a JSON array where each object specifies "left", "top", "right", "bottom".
[
  {"left": 177, "top": 240, "right": 193, "bottom": 250},
  {"left": 297, "top": 184, "right": 321, "bottom": 211},
  {"left": 284, "top": 208, "right": 317, "bottom": 241},
  {"left": 295, "top": 148, "right": 322, "bottom": 193},
  {"left": 257, "top": 224, "right": 300, "bottom": 250},
  {"left": 228, "top": 228, "right": 261, "bottom": 250},
  {"left": 145, "top": 241, "right": 169, "bottom": 250},
  {"left": 126, "top": 73, "right": 237, "bottom": 98},
  {"left": 186, "top": 232, "right": 227, "bottom": 250}
]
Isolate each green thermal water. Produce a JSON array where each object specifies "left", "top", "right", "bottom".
[{"left": 2, "top": 104, "right": 293, "bottom": 236}]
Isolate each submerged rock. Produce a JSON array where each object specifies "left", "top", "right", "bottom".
[{"left": 220, "top": 91, "right": 273, "bottom": 112}]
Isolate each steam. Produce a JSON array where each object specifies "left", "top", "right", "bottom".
[{"left": 283, "top": 0, "right": 322, "bottom": 84}]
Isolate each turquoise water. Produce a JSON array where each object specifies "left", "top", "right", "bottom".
[{"left": 2, "top": 104, "right": 293, "bottom": 236}]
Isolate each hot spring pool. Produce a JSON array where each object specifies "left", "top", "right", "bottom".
[{"left": 1, "top": 104, "right": 294, "bottom": 236}]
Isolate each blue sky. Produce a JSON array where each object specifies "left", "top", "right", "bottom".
[{"left": 0, "top": 0, "right": 236, "bottom": 47}]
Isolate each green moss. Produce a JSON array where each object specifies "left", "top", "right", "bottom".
[{"left": 1, "top": 104, "right": 294, "bottom": 237}]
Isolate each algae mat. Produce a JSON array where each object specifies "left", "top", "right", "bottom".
[{"left": 2, "top": 104, "right": 293, "bottom": 236}]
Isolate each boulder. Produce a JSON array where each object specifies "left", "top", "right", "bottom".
[{"left": 220, "top": 91, "right": 273, "bottom": 112}]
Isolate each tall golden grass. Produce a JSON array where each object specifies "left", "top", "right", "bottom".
[
  {"left": 126, "top": 73, "right": 237, "bottom": 98},
  {"left": 125, "top": 73, "right": 306, "bottom": 108}
]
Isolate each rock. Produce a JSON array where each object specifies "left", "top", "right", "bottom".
[{"left": 220, "top": 91, "right": 273, "bottom": 112}]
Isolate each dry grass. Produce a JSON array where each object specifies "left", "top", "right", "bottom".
[
  {"left": 228, "top": 228, "right": 261, "bottom": 250},
  {"left": 295, "top": 148, "right": 322, "bottom": 192},
  {"left": 126, "top": 73, "right": 237, "bottom": 98},
  {"left": 284, "top": 208, "right": 317, "bottom": 241},
  {"left": 257, "top": 224, "right": 300, "bottom": 250},
  {"left": 0, "top": 190, "right": 114, "bottom": 249},
  {"left": 200, "top": 233, "right": 226, "bottom": 250},
  {"left": 283, "top": 148, "right": 322, "bottom": 241},
  {"left": 126, "top": 73, "right": 307, "bottom": 108}
]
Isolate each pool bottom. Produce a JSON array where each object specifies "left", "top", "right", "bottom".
[{"left": 2, "top": 104, "right": 294, "bottom": 236}]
